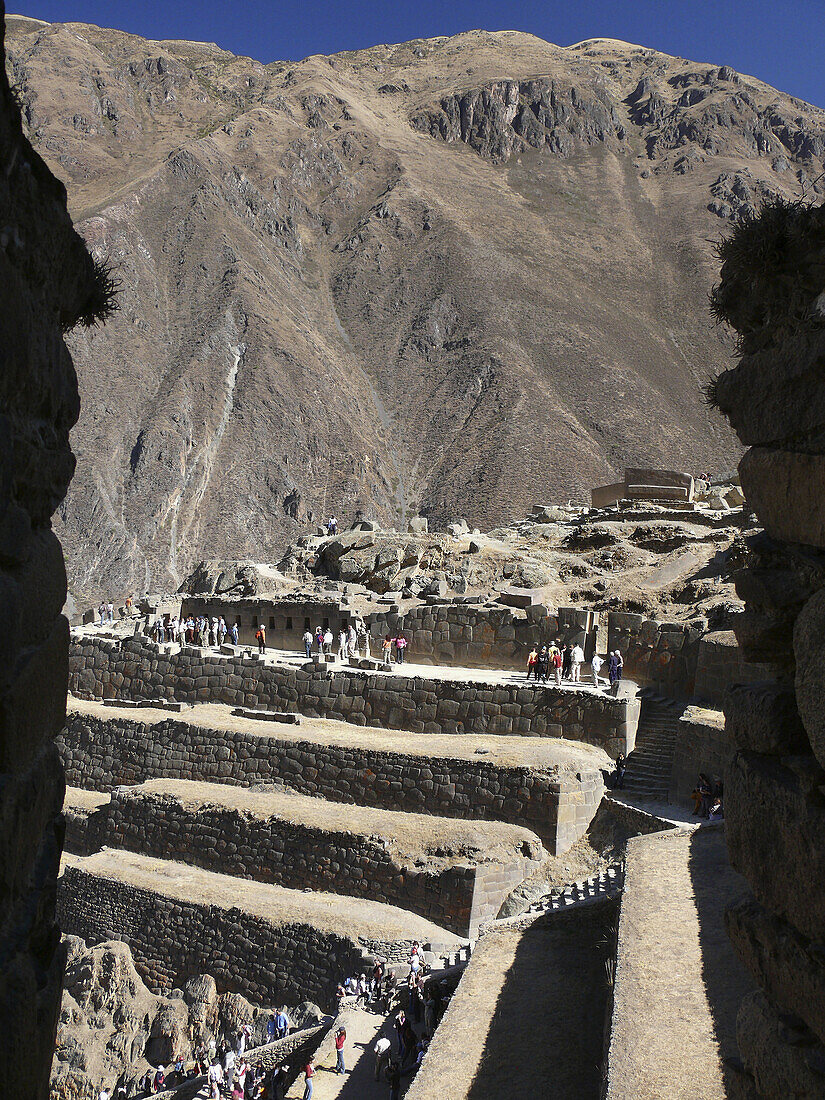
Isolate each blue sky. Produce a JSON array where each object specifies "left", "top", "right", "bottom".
[{"left": 19, "top": 0, "right": 824, "bottom": 108}]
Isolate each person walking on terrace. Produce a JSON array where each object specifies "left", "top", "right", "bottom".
[
  {"left": 323, "top": 627, "right": 333, "bottom": 654},
  {"left": 608, "top": 651, "right": 620, "bottom": 686},
  {"left": 348, "top": 622, "right": 358, "bottom": 656},
  {"left": 335, "top": 1026, "right": 347, "bottom": 1074},
  {"left": 302, "top": 628, "right": 313, "bottom": 659},
  {"left": 550, "top": 643, "right": 563, "bottom": 685},
  {"left": 536, "top": 645, "right": 550, "bottom": 682},
  {"left": 275, "top": 1006, "right": 290, "bottom": 1039},
  {"left": 395, "top": 633, "right": 408, "bottom": 664},
  {"left": 591, "top": 651, "right": 606, "bottom": 688},
  {"left": 338, "top": 627, "right": 349, "bottom": 661},
  {"left": 302, "top": 1059, "right": 315, "bottom": 1100},
  {"left": 526, "top": 646, "right": 538, "bottom": 680},
  {"left": 315, "top": 626, "right": 323, "bottom": 652},
  {"left": 374, "top": 1035, "right": 391, "bottom": 1081},
  {"left": 255, "top": 624, "right": 266, "bottom": 654},
  {"left": 382, "top": 634, "right": 392, "bottom": 663},
  {"left": 571, "top": 642, "right": 585, "bottom": 682},
  {"left": 561, "top": 643, "right": 572, "bottom": 680}
]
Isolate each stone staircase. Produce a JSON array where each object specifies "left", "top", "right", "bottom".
[{"left": 621, "top": 695, "right": 684, "bottom": 802}]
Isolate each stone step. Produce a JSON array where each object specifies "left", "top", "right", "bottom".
[{"left": 63, "top": 780, "right": 543, "bottom": 940}]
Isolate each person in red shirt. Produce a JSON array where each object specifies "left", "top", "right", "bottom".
[
  {"left": 335, "top": 1027, "right": 347, "bottom": 1074},
  {"left": 303, "top": 1060, "right": 315, "bottom": 1099}
]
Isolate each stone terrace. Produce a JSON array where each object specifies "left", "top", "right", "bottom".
[
  {"left": 60, "top": 698, "right": 609, "bottom": 854},
  {"left": 62, "top": 779, "right": 544, "bottom": 937},
  {"left": 59, "top": 850, "right": 463, "bottom": 1008},
  {"left": 69, "top": 635, "right": 639, "bottom": 755}
]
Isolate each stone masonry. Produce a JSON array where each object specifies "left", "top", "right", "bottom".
[
  {"left": 63, "top": 780, "right": 542, "bottom": 937},
  {"left": 712, "top": 199, "right": 825, "bottom": 1098},
  {"left": 69, "top": 635, "right": 638, "bottom": 753},
  {"left": 0, "top": 7, "right": 105, "bottom": 1096},
  {"left": 58, "top": 702, "right": 606, "bottom": 854}
]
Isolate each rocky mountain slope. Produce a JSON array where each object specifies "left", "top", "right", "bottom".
[{"left": 6, "top": 15, "right": 825, "bottom": 603}]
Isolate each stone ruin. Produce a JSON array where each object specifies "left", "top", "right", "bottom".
[
  {"left": 710, "top": 197, "right": 825, "bottom": 1098},
  {"left": 0, "top": 11, "right": 109, "bottom": 1097}
]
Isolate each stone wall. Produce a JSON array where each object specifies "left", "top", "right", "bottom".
[
  {"left": 58, "top": 866, "right": 367, "bottom": 1009},
  {"left": 58, "top": 709, "right": 604, "bottom": 854},
  {"left": 607, "top": 615, "right": 765, "bottom": 705},
  {"left": 0, "top": 9, "right": 105, "bottom": 1095},
  {"left": 668, "top": 706, "right": 729, "bottom": 805},
  {"left": 65, "top": 786, "right": 538, "bottom": 937},
  {"left": 364, "top": 602, "right": 596, "bottom": 671},
  {"left": 711, "top": 199, "right": 825, "bottom": 1097},
  {"left": 68, "top": 635, "right": 637, "bottom": 754}
]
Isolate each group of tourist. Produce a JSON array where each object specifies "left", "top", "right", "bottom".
[
  {"left": 692, "top": 773, "right": 724, "bottom": 820},
  {"left": 97, "top": 601, "right": 116, "bottom": 625},
  {"left": 526, "top": 642, "right": 623, "bottom": 688},
  {"left": 151, "top": 615, "right": 240, "bottom": 648}
]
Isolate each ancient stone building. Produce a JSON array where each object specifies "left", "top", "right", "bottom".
[
  {"left": 0, "top": 6, "right": 105, "bottom": 1095},
  {"left": 712, "top": 198, "right": 825, "bottom": 1096}
]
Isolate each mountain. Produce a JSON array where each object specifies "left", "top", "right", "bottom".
[{"left": 6, "top": 14, "right": 825, "bottom": 604}]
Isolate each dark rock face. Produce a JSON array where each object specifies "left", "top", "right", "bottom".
[
  {"left": 0, "top": 5, "right": 98, "bottom": 1097},
  {"left": 716, "top": 198, "right": 825, "bottom": 1096}
]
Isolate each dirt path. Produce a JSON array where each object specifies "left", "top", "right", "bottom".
[{"left": 286, "top": 1008, "right": 392, "bottom": 1100}]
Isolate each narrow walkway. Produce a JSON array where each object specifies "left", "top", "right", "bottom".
[
  {"left": 621, "top": 696, "right": 684, "bottom": 801},
  {"left": 285, "top": 1008, "right": 390, "bottom": 1099}
]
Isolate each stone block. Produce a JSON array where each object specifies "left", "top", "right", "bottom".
[
  {"left": 724, "top": 681, "right": 809, "bottom": 755},
  {"left": 737, "top": 991, "right": 825, "bottom": 1100},
  {"left": 739, "top": 447, "right": 825, "bottom": 549},
  {"left": 726, "top": 894, "right": 825, "bottom": 1046}
]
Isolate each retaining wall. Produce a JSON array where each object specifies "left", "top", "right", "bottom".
[
  {"left": 68, "top": 636, "right": 637, "bottom": 754},
  {"left": 58, "top": 865, "right": 366, "bottom": 1008},
  {"left": 67, "top": 786, "right": 537, "bottom": 937},
  {"left": 668, "top": 707, "right": 730, "bottom": 805},
  {"left": 58, "top": 709, "right": 604, "bottom": 854}
]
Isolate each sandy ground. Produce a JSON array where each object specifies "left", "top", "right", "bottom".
[
  {"left": 72, "top": 777, "right": 541, "bottom": 863},
  {"left": 605, "top": 825, "right": 754, "bottom": 1100},
  {"left": 406, "top": 906, "right": 612, "bottom": 1099},
  {"left": 68, "top": 696, "right": 611, "bottom": 773},
  {"left": 61, "top": 849, "right": 464, "bottom": 945}
]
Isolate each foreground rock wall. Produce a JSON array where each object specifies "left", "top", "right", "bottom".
[
  {"left": 0, "top": 8, "right": 103, "bottom": 1095},
  {"left": 58, "top": 708, "right": 604, "bottom": 853},
  {"left": 713, "top": 200, "right": 825, "bottom": 1098},
  {"left": 58, "top": 865, "right": 366, "bottom": 1008},
  {"left": 69, "top": 635, "right": 638, "bottom": 753}
]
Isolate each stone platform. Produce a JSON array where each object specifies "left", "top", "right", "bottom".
[
  {"left": 60, "top": 698, "right": 609, "bottom": 854},
  {"left": 63, "top": 779, "right": 543, "bottom": 937},
  {"left": 605, "top": 826, "right": 754, "bottom": 1100},
  {"left": 69, "top": 635, "right": 639, "bottom": 754},
  {"left": 59, "top": 850, "right": 462, "bottom": 1009}
]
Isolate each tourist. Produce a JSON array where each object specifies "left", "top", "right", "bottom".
[
  {"left": 338, "top": 627, "right": 348, "bottom": 660},
  {"left": 357, "top": 972, "right": 369, "bottom": 1005},
  {"left": 107, "top": 601, "right": 114, "bottom": 622},
  {"left": 98, "top": 602, "right": 106, "bottom": 626},
  {"left": 327, "top": 516, "right": 338, "bottom": 536},
  {"left": 571, "top": 642, "right": 585, "bottom": 682},
  {"left": 357, "top": 621, "right": 370, "bottom": 657},
  {"left": 218, "top": 616, "right": 227, "bottom": 646},
  {"left": 255, "top": 623, "right": 266, "bottom": 654},
  {"left": 302, "top": 627, "right": 313, "bottom": 658},
  {"left": 335, "top": 1026, "right": 347, "bottom": 1074},
  {"left": 315, "top": 626, "right": 323, "bottom": 652},
  {"left": 235, "top": 1057, "right": 248, "bottom": 1094},
  {"left": 395, "top": 633, "right": 408, "bottom": 664},
  {"left": 207, "top": 1057, "right": 222, "bottom": 1099},
  {"left": 388, "top": 1060, "right": 401, "bottom": 1100},
  {"left": 591, "top": 652, "right": 606, "bottom": 688},
  {"left": 275, "top": 1006, "right": 290, "bottom": 1039},
  {"left": 550, "top": 643, "right": 563, "bottom": 685},
  {"left": 302, "top": 1059, "right": 315, "bottom": 1099},
  {"left": 382, "top": 634, "right": 392, "bottom": 663},
  {"left": 267, "top": 1013, "right": 276, "bottom": 1043},
  {"left": 270, "top": 1065, "right": 289, "bottom": 1100},
  {"left": 709, "top": 796, "right": 724, "bottom": 821},
  {"left": 172, "top": 1054, "right": 186, "bottom": 1083},
  {"left": 323, "top": 627, "right": 333, "bottom": 654},
  {"left": 616, "top": 650, "right": 623, "bottom": 680},
  {"left": 394, "top": 1010, "right": 407, "bottom": 1059},
  {"left": 224, "top": 1045, "right": 236, "bottom": 1092},
  {"left": 231, "top": 621, "right": 239, "bottom": 646},
  {"left": 98, "top": 1088, "right": 110, "bottom": 1100},
  {"left": 536, "top": 645, "right": 550, "bottom": 682},
  {"left": 693, "top": 773, "right": 713, "bottom": 817},
  {"left": 423, "top": 988, "right": 437, "bottom": 1038},
  {"left": 561, "top": 643, "right": 572, "bottom": 680},
  {"left": 153, "top": 1066, "right": 165, "bottom": 1092},
  {"left": 608, "top": 651, "right": 621, "bottom": 686},
  {"left": 614, "top": 752, "right": 627, "bottom": 790},
  {"left": 371, "top": 957, "right": 385, "bottom": 999},
  {"left": 237, "top": 1023, "right": 251, "bottom": 1054},
  {"left": 374, "top": 1035, "right": 391, "bottom": 1080},
  {"left": 347, "top": 622, "right": 358, "bottom": 656},
  {"left": 526, "top": 646, "right": 538, "bottom": 680}
]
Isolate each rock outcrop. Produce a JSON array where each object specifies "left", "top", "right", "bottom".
[
  {"left": 713, "top": 198, "right": 825, "bottom": 1097},
  {"left": 10, "top": 21, "right": 825, "bottom": 604},
  {"left": 0, "top": 5, "right": 104, "bottom": 1096}
]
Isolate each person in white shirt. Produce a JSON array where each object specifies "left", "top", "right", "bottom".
[
  {"left": 207, "top": 1059, "right": 223, "bottom": 1100},
  {"left": 302, "top": 629, "right": 314, "bottom": 658},
  {"left": 347, "top": 624, "right": 358, "bottom": 655},
  {"left": 323, "top": 628, "right": 333, "bottom": 653},
  {"left": 224, "top": 1047, "right": 236, "bottom": 1091},
  {"left": 571, "top": 643, "right": 585, "bottom": 682},
  {"left": 374, "top": 1035, "right": 391, "bottom": 1081},
  {"left": 591, "top": 652, "right": 606, "bottom": 688},
  {"left": 338, "top": 628, "right": 348, "bottom": 660}
]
